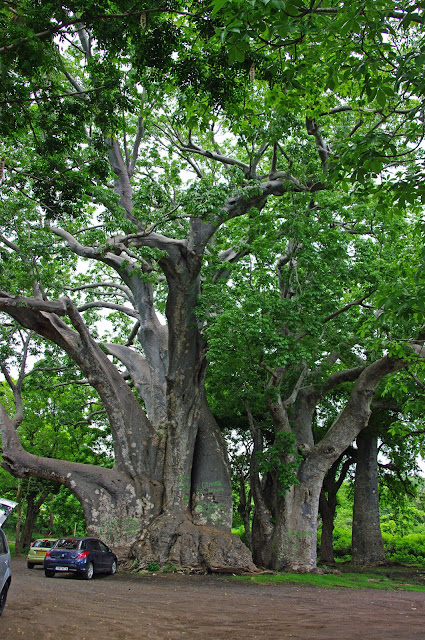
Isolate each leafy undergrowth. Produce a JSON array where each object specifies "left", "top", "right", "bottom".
[{"left": 235, "top": 564, "right": 425, "bottom": 591}]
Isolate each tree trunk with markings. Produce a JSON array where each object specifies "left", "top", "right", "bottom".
[{"left": 351, "top": 429, "right": 386, "bottom": 565}]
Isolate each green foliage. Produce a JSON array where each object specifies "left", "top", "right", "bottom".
[
  {"left": 211, "top": 0, "right": 425, "bottom": 199},
  {"left": 15, "top": 358, "right": 113, "bottom": 467},
  {"left": 383, "top": 532, "right": 425, "bottom": 566},
  {"left": 231, "top": 524, "right": 246, "bottom": 538},
  {"left": 320, "top": 478, "right": 425, "bottom": 566},
  {"left": 44, "top": 487, "right": 86, "bottom": 537},
  {"left": 327, "top": 526, "right": 353, "bottom": 561},
  {"left": 256, "top": 431, "right": 301, "bottom": 496}
]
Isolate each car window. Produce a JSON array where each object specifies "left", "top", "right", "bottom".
[
  {"left": 0, "top": 529, "right": 7, "bottom": 555},
  {"left": 33, "top": 540, "right": 55, "bottom": 548},
  {"left": 56, "top": 539, "right": 81, "bottom": 550},
  {"left": 90, "top": 540, "right": 101, "bottom": 551},
  {"left": 98, "top": 541, "right": 109, "bottom": 553}
]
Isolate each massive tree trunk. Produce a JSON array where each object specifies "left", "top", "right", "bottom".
[
  {"left": 250, "top": 356, "right": 408, "bottom": 571},
  {"left": 351, "top": 429, "right": 386, "bottom": 565},
  {"left": 252, "top": 470, "right": 322, "bottom": 571},
  {"left": 128, "top": 239, "right": 249, "bottom": 568},
  {"left": 0, "top": 235, "right": 255, "bottom": 570}
]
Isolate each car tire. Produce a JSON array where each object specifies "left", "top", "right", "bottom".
[
  {"left": 83, "top": 562, "right": 94, "bottom": 580},
  {"left": 0, "top": 584, "right": 8, "bottom": 615},
  {"left": 27, "top": 561, "right": 35, "bottom": 569},
  {"left": 109, "top": 560, "right": 117, "bottom": 575},
  {"left": 45, "top": 569, "right": 55, "bottom": 578}
]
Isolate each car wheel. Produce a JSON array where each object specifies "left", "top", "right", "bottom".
[
  {"left": 0, "top": 584, "right": 8, "bottom": 615},
  {"left": 83, "top": 562, "right": 94, "bottom": 580},
  {"left": 109, "top": 560, "right": 117, "bottom": 575},
  {"left": 27, "top": 561, "right": 35, "bottom": 569},
  {"left": 45, "top": 569, "right": 55, "bottom": 578}
]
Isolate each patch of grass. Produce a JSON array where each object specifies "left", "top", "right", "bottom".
[
  {"left": 6, "top": 542, "right": 31, "bottom": 557},
  {"left": 234, "top": 568, "right": 425, "bottom": 591},
  {"left": 161, "top": 564, "right": 177, "bottom": 573}
]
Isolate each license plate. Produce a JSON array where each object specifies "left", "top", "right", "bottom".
[
  {"left": 55, "top": 566, "right": 68, "bottom": 571},
  {"left": 37, "top": 551, "right": 44, "bottom": 555}
]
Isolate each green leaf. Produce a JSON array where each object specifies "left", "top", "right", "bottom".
[
  {"left": 211, "top": 0, "right": 228, "bottom": 17},
  {"left": 376, "top": 88, "right": 387, "bottom": 108}
]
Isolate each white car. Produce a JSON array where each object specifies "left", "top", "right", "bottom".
[
  {"left": 0, "top": 499, "right": 17, "bottom": 528},
  {"left": 0, "top": 498, "right": 17, "bottom": 616},
  {"left": 0, "top": 527, "right": 11, "bottom": 615}
]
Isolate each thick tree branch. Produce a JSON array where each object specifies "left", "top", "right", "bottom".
[
  {"left": 0, "top": 330, "right": 31, "bottom": 427},
  {"left": 0, "top": 291, "right": 68, "bottom": 316},
  {"left": 313, "top": 355, "right": 409, "bottom": 464},
  {"left": 77, "top": 301, "right": 139, "bottom": 318},
  {"left": 178, "top": 143, "right": 251, "bottom": 175},
  {"left": 246, "top": 407, "right": 274, "bottom": 537},
  {"left": 0, "top": 292, "right": 156, "bottom": 479},
  {"left": 323, "top": 366, "right": 366, "bottom": 392},
  {"left": 0, "top": 400, "right": 118, "bottom": 491}
]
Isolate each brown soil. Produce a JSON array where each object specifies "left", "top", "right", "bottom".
[{"left": 2, "top": 557, "right": 425, "bottom": 639}]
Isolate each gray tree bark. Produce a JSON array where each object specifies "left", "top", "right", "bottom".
[
  {"left": 250, "top": 356, "right": 408, "bottom": 571},
  {"left": 351, "top": 429, "right": 386, "bottom": 565}
]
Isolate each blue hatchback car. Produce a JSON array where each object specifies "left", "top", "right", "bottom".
[{"left": 44, "top": 537, "right": 117, "bottom": 580}]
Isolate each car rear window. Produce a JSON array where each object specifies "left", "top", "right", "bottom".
[
  {"left": 56, "top": 539, "right": 83, "bottom": 550},
  {"left": 33, "top": 540, "right": 55, "bottom": 548}
]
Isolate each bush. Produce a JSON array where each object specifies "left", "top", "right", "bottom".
[
  {"left": 231, "top": 525, "right": 249, "bottom": 545},
  {"left": 332, "top": 527, "right": 352, "bottom": 559},
  {"left": 383, "top": 533, "right": 425, "bottom": 566}
]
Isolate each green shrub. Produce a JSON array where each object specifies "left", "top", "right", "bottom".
[
  {"left": 231, "top": 524, "right": 248, "bottom": 545},
  {"left": 383, "top": 533, "right": 425, "bottom": 566},
  {"left": 332, "top": 526, "right": 352, "bottom": 559}
]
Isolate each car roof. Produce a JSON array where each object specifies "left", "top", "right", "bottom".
[
  {"left": 59, "top": 537, "right": 91, "bottom": 540},
  {"left": 57, "top": 537, "right": 101, "bottom": 542}
]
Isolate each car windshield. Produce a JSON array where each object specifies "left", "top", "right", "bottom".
[
  {"left": 33, "top": 540, "right": 55, "bottom": 548},
  {"left": 55, "top": 539, "right": 82, "bottom": 550}
]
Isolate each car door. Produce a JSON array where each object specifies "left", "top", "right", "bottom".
[
  {"left": 0, "top": 528, "right": 10, "bottom": 593},
  {"left": 98, "top": 540, "right": 113, "bottom": 572},
  {"left": 88, "top": 539, "right": 103, "bottom": 572}
]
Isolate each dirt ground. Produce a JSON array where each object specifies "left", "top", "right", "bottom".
[{"left": 2, "top": 557, "right": 425, "bottom": 639}]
